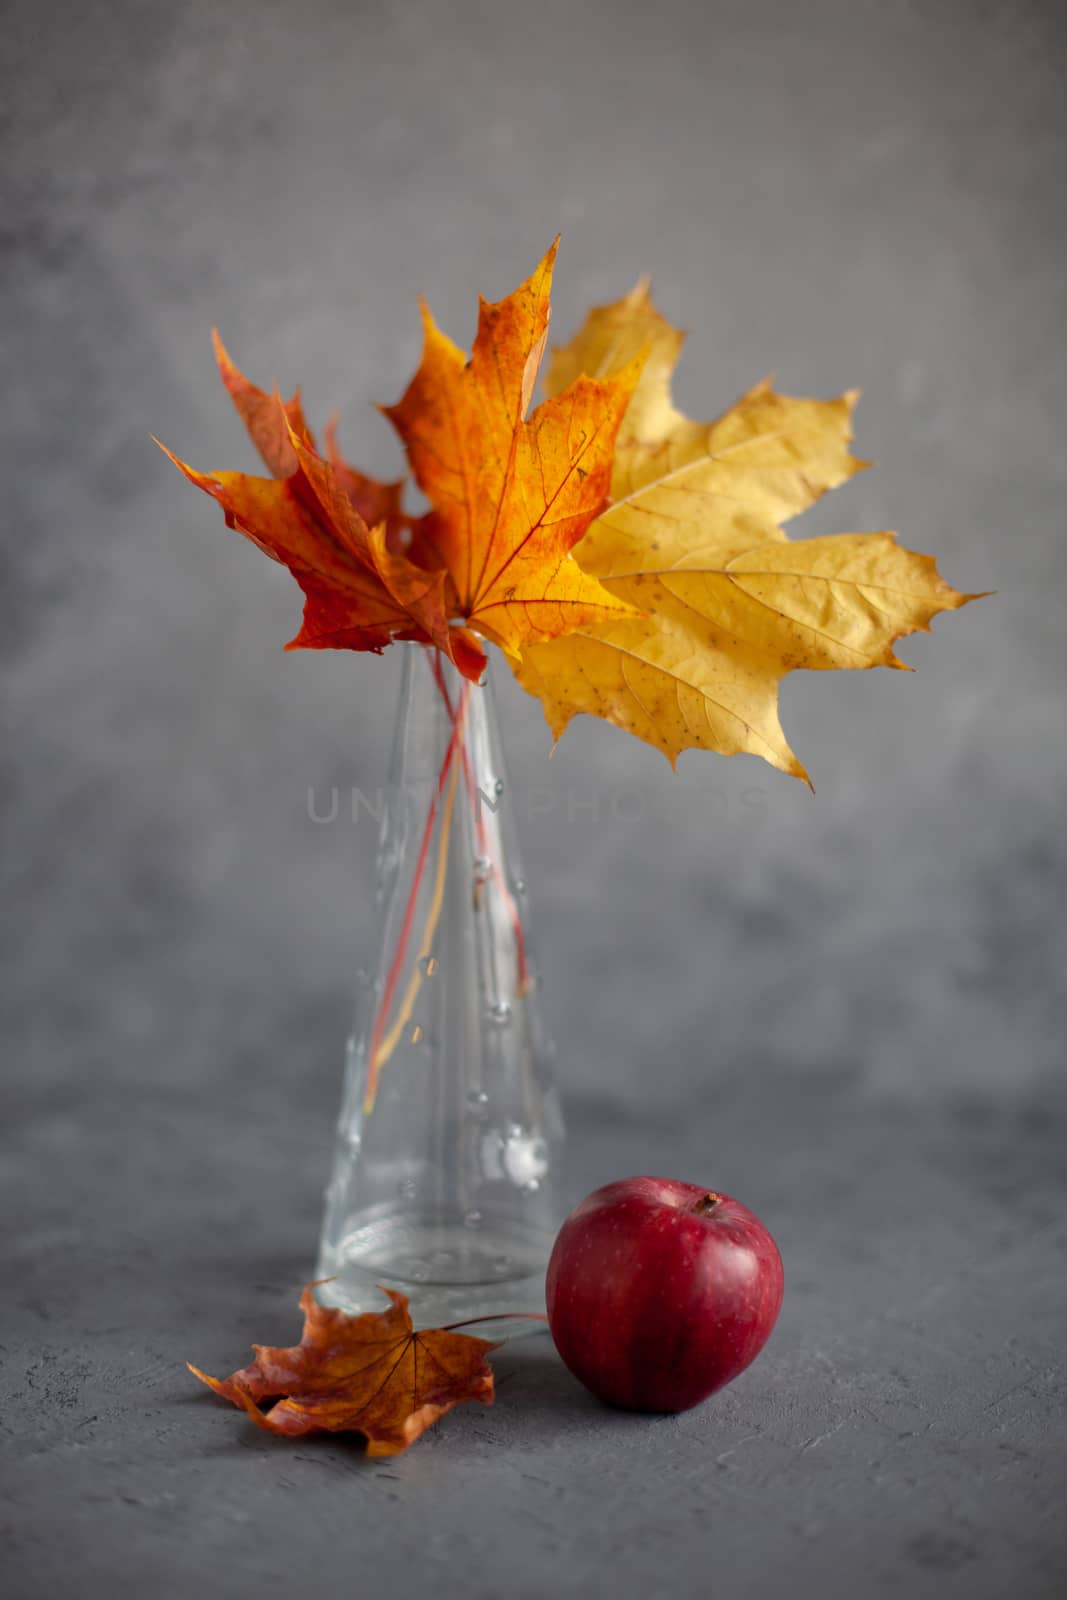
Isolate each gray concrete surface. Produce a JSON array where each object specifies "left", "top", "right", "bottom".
[
  {"left": 4, "top": 1069, "right": 1065, "bottom": 1598},
  {"left": 3, "top": 0, "right": 1065, "bottom": 1595}
]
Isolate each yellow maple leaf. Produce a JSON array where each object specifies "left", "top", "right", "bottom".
[{"left": 517, "top": 282, "right": 977, "bottom": 780}]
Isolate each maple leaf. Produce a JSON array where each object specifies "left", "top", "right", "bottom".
[
  {"left": 159, "top": 338, "right": 487, "bottom": 681},
  {"left": 383, "top": 239, "right": 644, "bottom": 657},
  {"left": 515, "top": 282, "right": 978, "bottom": 779},
  {"left": 323, "top": 416, "right": 409, "bottom": 554},
  {"left": 212, "top": 327, "right": 318, "bottom": 477},
  {"left": 188, "top": 1284, "right": 498, "bottom": 1457}
]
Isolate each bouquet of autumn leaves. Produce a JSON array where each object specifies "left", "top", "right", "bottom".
[
  {"left": 161, "top": 240, "right": 973, "bottom": 783},
  {"left": 167, "top": 241, "right": 976, "bottom": 1455}
]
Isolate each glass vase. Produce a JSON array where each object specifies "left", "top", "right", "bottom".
[{"left": 315, "top": 644, "right": 565, "bottom": 1323}]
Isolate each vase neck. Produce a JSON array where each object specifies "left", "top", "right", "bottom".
[{"left": 390, "top": 644, "right": 498, "bottom": 795}]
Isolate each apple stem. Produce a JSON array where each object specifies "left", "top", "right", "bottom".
[{"left": 693, "top": 1193, "right": 722, "bottom": 1215}]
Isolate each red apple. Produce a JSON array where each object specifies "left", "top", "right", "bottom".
[{"left": 546, "top": 1176, "right": 783, "bottom": 1412}]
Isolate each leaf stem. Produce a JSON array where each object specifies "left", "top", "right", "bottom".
[
  {"left": 363, "top": 643, "right": 531, "bottom": 1112},
  {"left": 435, "top": 1312, "right": 549, "bottom": 1332},
  {"left": 371, "top": 750, "right": 459, "bottom": 1072},
  {"left": 363, "top": 668, "right": 472, "bottom": 1112},
  {"left": 428, "top": 651, "right": 531, "bottom": 991}
]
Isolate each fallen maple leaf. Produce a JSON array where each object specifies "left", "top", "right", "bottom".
[
  {"left": 516, "top": 281, "right": 979, "bottom": 779},
  {"left": 384, "top": 239, "right": 644, "bottom": 657},
  {"left": 158, "top": 338, "right": 487, "bottom": 681},
  {"left": 188, "top": 1284, "right": 498, "bottom": 1457}
]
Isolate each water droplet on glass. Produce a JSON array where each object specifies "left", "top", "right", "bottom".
[
  {"left": 408, "top": 1259, "right": 429, "bottom": 1282},
  {"left": 493, "top": 778, "right": 505, "bottom": 797},
  {"left": 398, "top": 1177, "right": 418, "bottom": 1200},
  {"left": 487, "top": 1000, "right": 512, "bottom": 1026},
  {"left": 473, "top": 855, "right": 492, "bottom": 880},
  {"left": 502, "top": 1129, "right": 549, "bottom": 1187},
  {"left": 418, "top": 954, "right": 439, "bottom": 977},
  {"left": 463, "top": 1209, "right": 483, "bottom": 1229},
  {"left": 467, "top": 1092, "right": 490, "bottom": 1125},
  {"left": 491, "top": 1255, "right": 513, "bottom": 1277},
  {"left": 514, "top": 878, "right": 527, "bottom": 895}
]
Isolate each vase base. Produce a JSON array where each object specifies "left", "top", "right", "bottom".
[{"left": 315, "top": 1212, "right": 555, "bottom": 1328}]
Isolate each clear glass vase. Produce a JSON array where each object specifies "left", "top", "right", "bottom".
[{"left": 316, "top": 644, "right": 565, "bottom": 1323}]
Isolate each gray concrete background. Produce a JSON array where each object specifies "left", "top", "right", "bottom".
[{"left": 2, "top": 0, "right": 1065, "bottom": 1595}]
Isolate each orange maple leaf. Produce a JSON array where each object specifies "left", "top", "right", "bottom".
[
  {"left": 188, "top": 1284, "right": 498, "bottom": 1457},
  {"left": 322, "top": 415, "right": 409, "bottom": 555},
  {"left": 158, "top": 338, "right": 487, "bottom": 681},
  {"left": 211, "top": 327, "right": 318, "bottom": 477},
  {"left": 216, "top": 328, "right": 411, "bottom": 551},
  {"left": 383, "top": 239, "right": 643, "bottom": 655}
]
